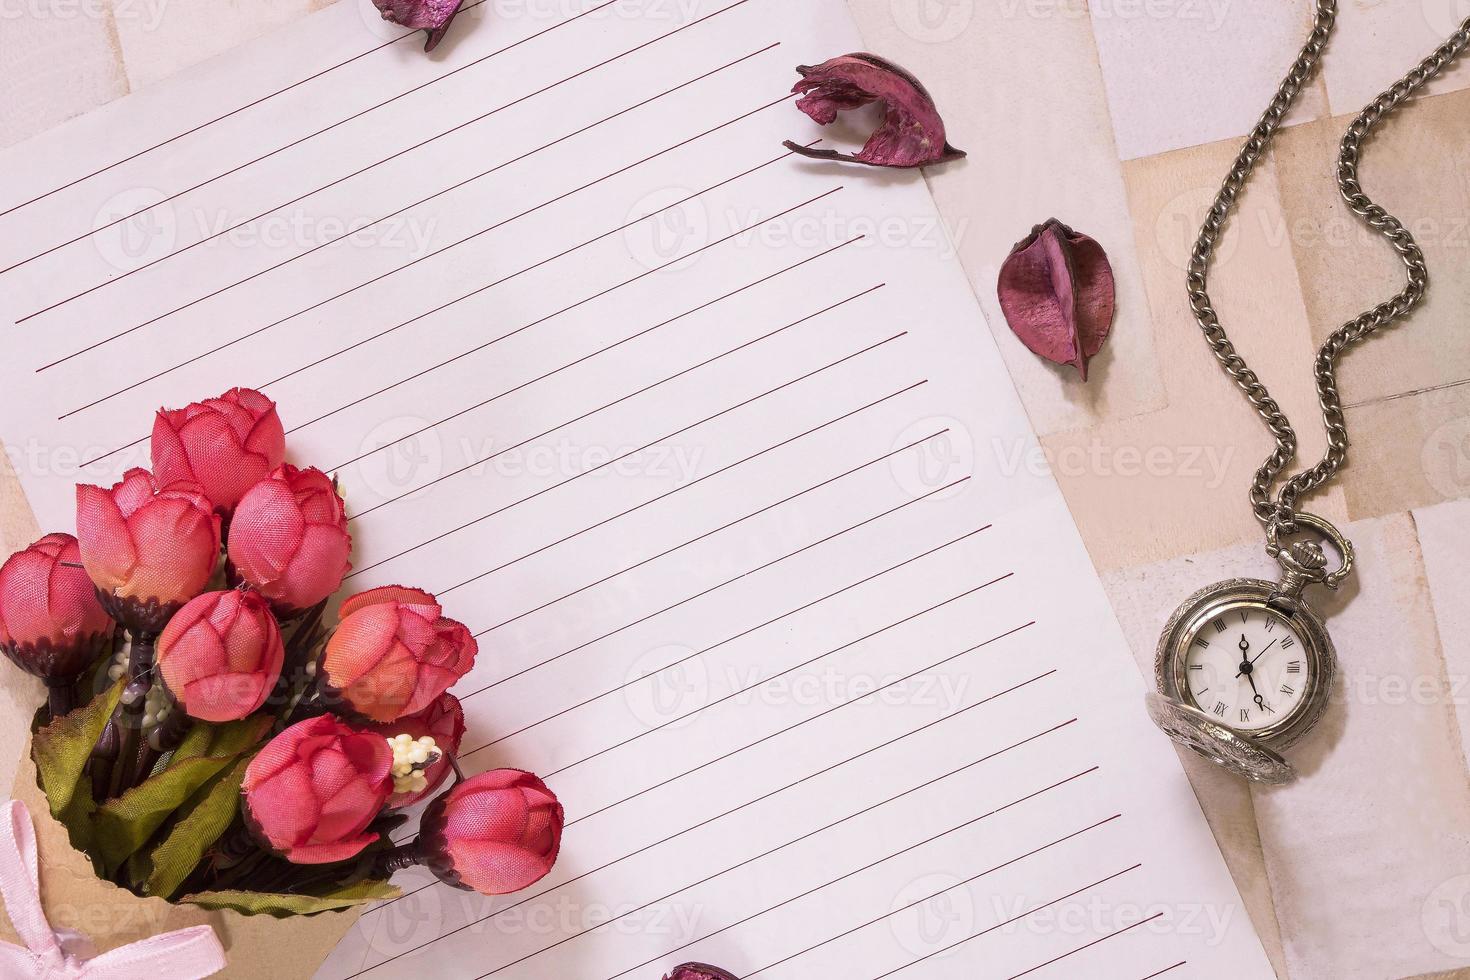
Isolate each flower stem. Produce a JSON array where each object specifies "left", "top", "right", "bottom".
[
  {"left": 368, "top": 838, "right": 428, "bottom": 878},
  {"left": 45, "top": 680, "right": 76, "bottom": 721},
  {"left": 133, "top": 705, "right": 192, "bottom": 786},
  {"left": 88, "top": 630, "right": 157, "bottom": 802},
  {"left": 275, "top": 669, "right": 326, "bottom": 732},
  {"left": 109, "top": 631, "right": 158, "bottom": 799}
]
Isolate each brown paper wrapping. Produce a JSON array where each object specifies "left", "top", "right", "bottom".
[{"left": 0, "top": 749, "right": 362, "bottom": 979}]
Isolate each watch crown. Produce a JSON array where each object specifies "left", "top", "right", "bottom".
[{"left": 1290, "top": 541, "right": 1328, "bottom": 571}]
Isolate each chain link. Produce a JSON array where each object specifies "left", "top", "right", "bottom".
[{"left": 1188, "top": 1, "right": 1470, "bottom": 536}]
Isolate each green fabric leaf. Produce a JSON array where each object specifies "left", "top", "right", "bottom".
[
  {"left": 168, "top": 720, "right": 218, "bottom": 765},
  {"left": 184, "top": 879, "right": 400, "bottom": 917},
  {"left": 144, "top": 758, "right": 251, "bottom": 901},
  {"left": 31, "top": 679, "right": 125, "bottom": 851},
  {"left": 91, "top": 716, "right": 271, "bottom": 877}
]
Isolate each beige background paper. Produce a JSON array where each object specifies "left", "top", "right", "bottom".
[{"left": 2, "top": 1, "right": 1469, "bottom": 977}]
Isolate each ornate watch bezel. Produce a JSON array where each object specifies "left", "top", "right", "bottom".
[{"left": 1154, "top": 577, "right": 1335, "bottom": 751}]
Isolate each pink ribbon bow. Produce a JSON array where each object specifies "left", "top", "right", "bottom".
[{"left": 0, "top": 800, "right": 227, "bottom": 979}]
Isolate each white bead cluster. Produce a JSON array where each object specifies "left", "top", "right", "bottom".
[
  {"left": 142, "top": 685, "right": 171, "bottom": 728},
  {"left": 107, "top": 648, "right": 172, "bottom": 727},
  {"left": 387, "top": 734, "right": 440, "bottom": 795}
]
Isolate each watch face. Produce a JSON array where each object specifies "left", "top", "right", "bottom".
[
  {"left": 1156, "top": 578, "right": 1335, "bottom": 751},
  {"left": 1179, "top": 601, "right": 1310, "bottom": 733}
]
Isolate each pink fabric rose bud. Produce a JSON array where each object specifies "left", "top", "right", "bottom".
[
  {"left": 76, "top": 469, "right": 221, "bottom": 632},
  {"left": 665, "top": 966, "right": 739, "bottom": 980},
  {"left": 228, "top": 465, "right": 352, "bottom": 618},
  {"left": 366, "top": 693, "right": 465, "bottom": 808},
  {"left": 783, "top": 53, "right": 965, "bottom": 169},
  {"left": 372, "top": 0, "right": 464, "bottom": 52},
  {"left": 419, "top": 769, "right": 563, "bottom": 895},
  {"left": 241, "top": 715, "right": 393, "bottom": 864},
  {"left": 0, "top": 533, "right": 114, "bottom": 686},
  {"left": 321, "top": 586, "right": 476, "bottom": 723},
  {"left": 156, "top": 589, "right": 284, "bottom": 722},
  {"left": 151, "top": 387, "right": 286, "bottom": 513}
]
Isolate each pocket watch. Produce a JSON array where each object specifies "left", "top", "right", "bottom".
[
  {"left": 1143, "top": 3, "right": 1470, "bottom": 783},
  {"left": 1148, "top": 514, "right": 1350, "bottom": 784}
]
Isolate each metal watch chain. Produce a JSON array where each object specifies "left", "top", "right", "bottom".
[
  {"left": 1145, "top": 3, "right": 1470, "bottom": 783},
  {"left": 1188, "top": 0, "right": 1470, "bottom": 570}
]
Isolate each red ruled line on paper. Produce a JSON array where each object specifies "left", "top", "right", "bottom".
[
  {"left": 348, "top": 659, "right": 1056, "bottom": 979},
  {"left": 289, "top": 229, "right": 854, "bottom": 446},
  {"left": 869, "top": 865, "right": 1148, "bottom": 980},
  {"left": 456, "top": 496, "right": 977, "bottom": 702},
  {"left": 681, "top": 804, "right": 1117, "bottom": 980},
  {"left": 534, "top": 572, "right": 1016, "bottom": 779},
  {"left": 0, "top": 0, "right": 499, "bottom": 221},
  {"left": 47, "top": 98, "right": 804, "bottom": 389},
  {"left": 345, "top": 311, "right": 899, "bottom": 580},
  {"left": 460, "top": 524, "right": 999, "bottom": 758},
  {"left": 74, "top": 183, "right": 850, "bottom": 470},
  {"left": 1006, "top": 912, "right": 1169, "bottom": 979},
  {"left": 472, "top": 670, "right": 1058, "bottom": 979},
  {"left": 379, "top": 651, "right": 1048, "bottom": 908},
  {"left": 433, "top": 369, "right": 908, "bottom": 598},
  {"left": 24, "top": 42, "right": 781, "bottom": 322},
  {"left": 346, "top": 308, "right": 887, "bottom": 521},
  {"left": 6, "top": 0, "right": 757, "bottom": 275},
  {"left": 459, "top": 427, "right": 951, "bottom": 638}
]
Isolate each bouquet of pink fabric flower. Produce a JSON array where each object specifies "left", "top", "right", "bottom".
[{"left": 0, "top": 387, "right": 561, "bottom": 915}]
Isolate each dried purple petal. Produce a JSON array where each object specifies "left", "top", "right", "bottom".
[
  {"left": 782, "top": 53, "right": 965, "bottom": 169},
  {"left": 373, "top": 0, "right": 464, "bottom": 52},
  {"left": 997, "top": 218, "right": 1115, "bottom": 380},
  {"left": 664, "top": 965, "right": 739, "bottom": 980}
]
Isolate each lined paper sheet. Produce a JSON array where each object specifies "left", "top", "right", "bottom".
[{"left": 0, "top": 1, "right": 1275, "bottom": 977}]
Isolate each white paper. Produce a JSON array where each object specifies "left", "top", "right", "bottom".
[{"left": 0, "top": 1, "right": 1275, "bottom": 977}]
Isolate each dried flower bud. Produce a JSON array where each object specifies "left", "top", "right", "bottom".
[
  {"left": 665, "top": 966, "right": 739, "bottom": 980},
  {"left": 372, "top": 0, "right": 464, "bottom": 52},
  {"left": 996, "top": 218, "right": 1116, "bottom": 380},
  {"left": 783, "top": 53, "right": 965, "bottom": 169}
]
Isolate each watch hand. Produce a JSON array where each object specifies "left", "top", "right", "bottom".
[{"left": 1236, "top": 638, "right": 1280, "bottom": 677}]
